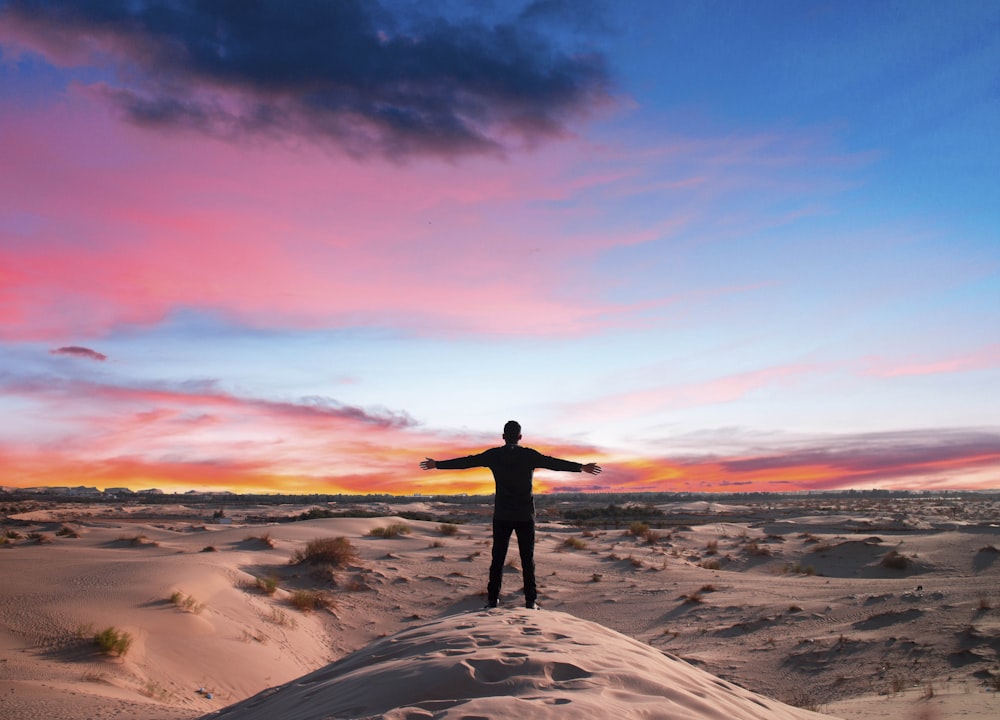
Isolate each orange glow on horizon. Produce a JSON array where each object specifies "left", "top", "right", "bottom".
[{"left": 2, "top": 448, "right": 997, "bottom": 496}]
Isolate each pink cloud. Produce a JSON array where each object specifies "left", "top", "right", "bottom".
[
  {"left": 0, "top": 94, "right": 637, "bottom": 340},
  {"left": 0, "top": 83, "right": 867, "bottom": 343},
  {"left": 564, "top": 362, "right": 818, "bottom": 424},
  {"left": 864, "top": 344, "right": 1000, "bottom": 378},
  {"left": 3, "top": 372, "right": 998, "bottom": 493}
]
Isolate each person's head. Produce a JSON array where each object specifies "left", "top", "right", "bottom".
[{"left": 503, "top": 420, "right": 522, "bottom": 444}]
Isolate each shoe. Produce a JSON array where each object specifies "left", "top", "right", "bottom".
[
  {"left": 484, "top": 600, "right": 499, "bottom": 609},
  {"left": 525, "top": 602, "right": 541, "bottom": 610}
]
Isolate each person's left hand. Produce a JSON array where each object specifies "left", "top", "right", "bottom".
[{"left": 582, "top": 463, "right": 601, "bottom": 475}]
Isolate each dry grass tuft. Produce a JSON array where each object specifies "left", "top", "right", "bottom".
[
  {"left": 94, "top": 626, "right": 133, "bottom": 656},
  {"left": 879, "top": 549, "right": 912, "bottom": 570},
  {"left": 369, "top": 523, "right": 411, "bottom": 538},
  {"left": 745, "top": 539, "right": 772, "bottom": 557},
  {"left": 169, "top": 591, "right": 205, "bottom": 613},
  {"left": 292, "top": 537, "right": 358, "bottom": 567},
  {"left": 245, "top": 533, "right": 276, "bottom": 548},
  {"left": 289, "top": 589, "right": 330, "bottom": 612},
  {"left": 254, "top": 576, "right": 279, "bottom": 595},
  {"left": 628, "top": 521, "right": 650, "bottom": 537}
]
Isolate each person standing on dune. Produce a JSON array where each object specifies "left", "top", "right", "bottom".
[{"left": 420, "top": 420, "right": 601, "bottom": 609}]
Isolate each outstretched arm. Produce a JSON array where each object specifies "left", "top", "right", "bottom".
[
  {"left": 420, "top": 458, "right": 437, "bottom": 470},
  {"left": 582, "top": 463, "right": 601, "bottom": 475}
]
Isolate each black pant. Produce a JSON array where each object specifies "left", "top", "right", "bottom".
[{"left": 488, "top": 518, "right": 536, "bottom": 606}]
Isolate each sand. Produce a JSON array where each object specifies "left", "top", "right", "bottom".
[{"left": 1, "top": 497, "right": 997, "bottom": 719}]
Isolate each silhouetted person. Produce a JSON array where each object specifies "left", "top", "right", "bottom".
[{"left": 420, "top": 420, "right": 601, "bottom": 609}]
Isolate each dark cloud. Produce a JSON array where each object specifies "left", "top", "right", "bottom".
[
  {"left": 716, "top": 428, "right": 1000, "bottom": 483},
  {"left": 3, "top": 0, "right": 611, "bottom": 157},
  {"left": 252, "top": 394, "right": 415, "bottom": 430},
  {"left": 50, "top": 346, "right": 107, "bottom": 361}
]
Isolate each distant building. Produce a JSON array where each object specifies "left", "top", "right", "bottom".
[
  {"left": 104, "top": 487, "right": 135, "bottom": 496},
  {"left": 66, "top": 486, "right": 102, "bottom": 497}
]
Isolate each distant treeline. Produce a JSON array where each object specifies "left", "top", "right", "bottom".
[
  {"left": 3, "top": 488, "right": 997, "bottom": 509},
  {"left": 243, "top": 506, "right": 472, "bottom": 525},
  {"left": 560, "top": 503, "right": 664, "bottom": 523}
]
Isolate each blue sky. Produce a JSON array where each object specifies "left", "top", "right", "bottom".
[{"left": 0, "top": 0, "right": 997, "bottom": 493}]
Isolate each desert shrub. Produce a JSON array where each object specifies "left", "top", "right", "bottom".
[
  {"left": 56, "top": 525, "right": 80, "bottom": 538},
  {"left": 628, "top": 521, "right": 649, "bottom": 537},
  {"left": 94, "top": 626, "right": 133, "bottom": 656},
  {"left": 788, "top": 604, "right": 803, "bottom": 612},
  {"left": 202, "top": 545, "right": 217, "bottom": 552},
  {"left": 705, "top": 540, "right": 718, "bottom": 555},
  {"left": 880, "top": 549, "right": 912, "bottom": 570},
  {"left": 978, "top": 544, "right": 999, "bottom": 554},
  {"left": 246, "top": 533, "right": 275, "bottom": 548},
  {"left": 368, "top": 523, "right": 411, "bottom": 538},
  {"left": 562, "top": 536, "right": 587, "bottom": 550},
  {"left": 169, "top": 591, "right": 204, "bottom": 613},
  {"left": 254, "top": 576, "right": 279, "bottom": 595},
  {"left": 643, "top": 529, "right": 661, "bottom": 544},
  {"left": 629, "top": 556, "right": 643, "bottom": 568},
  {"left": 119, "top": 534, "right": 157, "bottom": 547},
  {"left": 683, "top": 591, "right": 704, "bottom": 604},
  {"left": 28, "top": 532, "right": 52, "bottom": 544},
  {"left": 700, "top": 559, "right": 721, "bottom": 570},
  {"left": 4, "top": 529, "right": 22, "bottom": 539},
  {"left": 699, "top": 584, "right": 717, "bottom": 593},
  {"left": 591, "top": 572, "right": 603, "bottom": 582},
  {"left": 265, "top": 607, "right": 296, "bottom": 628},
  {"left": 292, "top": 536, "right": 357, "bottom": 567},
  {"left": 289, "top": 589, "right": 329, "bottom": 612},
  {"left": 746, "top": 539, "right": 772, "bottom": 557},
  {"left": 976, "top": 593, "right": 992, "bottom": 611},
  {"left": 889, "top": 673, "right": 907, "bottom": 694},
  {"left": 438, "top": 523, "right": 459, "bottom": 536}
]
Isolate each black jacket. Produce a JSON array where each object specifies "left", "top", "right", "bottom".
[{"left": 436, "top": 444, "right": 582, "bottom": 521}]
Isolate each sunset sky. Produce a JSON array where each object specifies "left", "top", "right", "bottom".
[{"left": 1, "top": 1, "right": 998, "bottom": 496}]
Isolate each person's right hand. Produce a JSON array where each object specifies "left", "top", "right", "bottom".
[
  {"left": 420, "top": 458, "right": 437, "bottom": 470},
  {"left": 582, "top": 463, "right": 601, "bottom": 475}
]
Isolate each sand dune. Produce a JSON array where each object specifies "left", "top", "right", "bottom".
[
  {"left": 202, "top": 608, "right": 834, "bottom": 720},
  {"left": 1, "top": 497, "right": 998, "bottom": 720}
]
